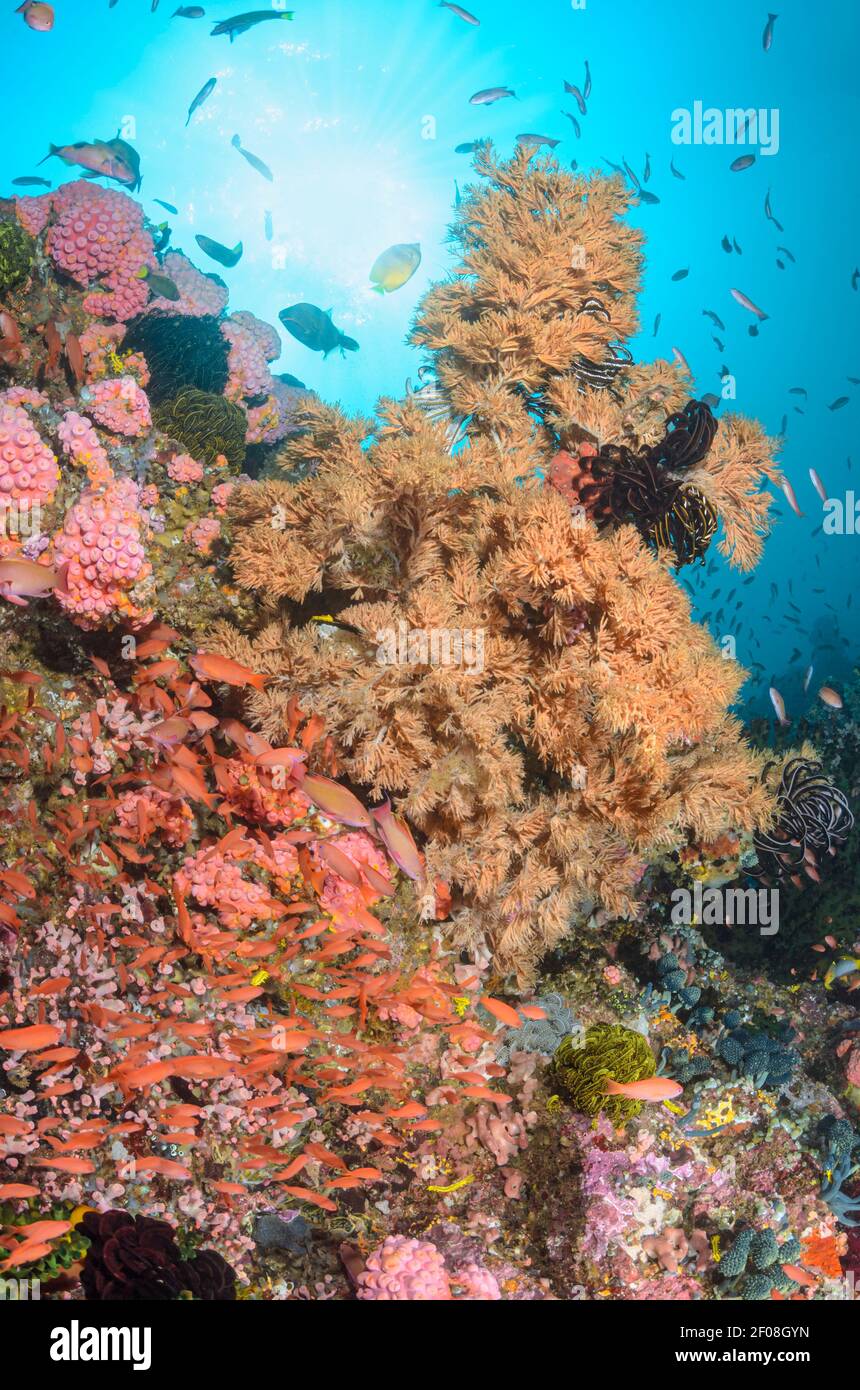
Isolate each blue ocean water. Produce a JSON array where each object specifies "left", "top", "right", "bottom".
[{"left": 4, "top": 0, "right": 858, "bottom": 724}]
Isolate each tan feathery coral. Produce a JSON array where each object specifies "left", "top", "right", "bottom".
[{"left": 216, "top": 149, "right": 781, "bottom": 977}]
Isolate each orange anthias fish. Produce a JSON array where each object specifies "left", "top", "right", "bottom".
[
  {"left": 0, "top": 558, "right": 69, "bottom": 608},
  {"left": 818, "top": 686, "right": 843, "bottom": 710},
  {"left": 769, "top": 686, "right": 790, "bottom": 728},
  {"left": 0, "top": 1023, "right": 63, "bottom": 1051},
  {"left": 189, "top": 651, "right": 267, "bottom": 690},
  {"left": 17, "top": 2, "right": 54, "bottom": 31},
  {"left": 369, "top": 799, "right": 425, "bottom": 881},
  {"left": 603, "top": 1076, "right": 683, "bottom": 1102},
  {"left": 297, "top": 772, "right": 372, "bottom": 828}
]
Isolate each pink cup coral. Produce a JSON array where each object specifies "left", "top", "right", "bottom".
[
  {"left": 115, "top": 786, "right": 194, "bottom": 849},
  {"left": 0, "top": 402, "right": 59, "bottom": 509},
  {"left": 356, "top": 1236, "right": 453, "bottom": 1301},
  {"left": 166, "top": 453, "right": 204, "bottom": 485},
  {"left": 184, "top": 515, "right": 220, "bottom": 555},
  {"left": 24, "top": 181, "right": 157, "bottom": 323},
  {"left": 84, "top": 377, "right": 152, "bottom": 437},
  {"left": 58, "top": 411, "right": 112, "bottom": 487},
  {"left": 52, "top": 476, "right": 153, "bottom": 630},
  {"left": 146, "top": 251, "right": 229, "bottom": 318},
  {"left": 176, "top": 843, "right": 279, "bottom": 931}
]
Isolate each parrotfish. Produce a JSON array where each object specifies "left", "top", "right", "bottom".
[
  {"left": 135, "top": 266, "right": 181, "bottom": 301},
  {"left": 195, "top": 234, "right": 243, "bottom": 268},
  {"left": 278, "top": 303, "right": 358, "bottom": 357}
]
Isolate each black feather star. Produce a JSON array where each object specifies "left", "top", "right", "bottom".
[{"left": 753, "top": 757, "right": 854, "bottom": 886}]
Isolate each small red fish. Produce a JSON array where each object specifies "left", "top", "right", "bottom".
[
  {"left": 298, "top": 772, "right": 372, "bottom": 828},
  {"left": 0, "top": 1023, "right": 62, "bottom": 1051},
  {"left": 189, "top": 651, "right": 267, "bottom": 690},
  {"left": 370, "top": 799, "right": 425, "bottom": 880},
  {"left": 769, "top": 686, "right": 790, "bottom": 727},
  {"left": 17, "top": 2, "right": 54, "bottom": 32},
  {"left": 818, "top": 686, "right": 843, "bottom": 710},
  {"left": 602, "top": 1076, "right": 683, "bottom": 1101}
]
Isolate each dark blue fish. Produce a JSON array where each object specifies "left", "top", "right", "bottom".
[
  {"left": 563, "top": 81, "right": 586, "bottom": 115},
  {"left": 762, "top": 12, "right": 778, "bottom": 51},
  {"left": 186, "top": 77, "right": 216, "bottom": 127},
  {"left": 195, "top": 233, "right": 243, "bottom": 268},
  {"left": 212, "top": 9, "right": 293, "bottom": 41},
  {"left": 279, "top": 303, "right": 358, "bottom": 357}
]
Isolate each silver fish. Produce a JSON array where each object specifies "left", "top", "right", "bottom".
[
  {"left": 439, "top": 1, "right": 479, "bottom": 23},
  {"left": 469, "top": 87, "right": 515, "bottom": 105},
  {"left": 516, "top": 133, "right": 560, "bottom": 150},
  {"left": 730, "top": 287, "right": 768, "bottom": 319},
  {"left": 563, "top": 81, "right": 587, "bottom": 115}
]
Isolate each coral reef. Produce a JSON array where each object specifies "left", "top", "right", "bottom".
[{"left": 0, "top": 149, "right": 856, "bottom": 1309}]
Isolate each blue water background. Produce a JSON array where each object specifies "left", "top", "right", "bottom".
[{"left": 4, "top": 0, "right": 859, "bottom": 723}]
